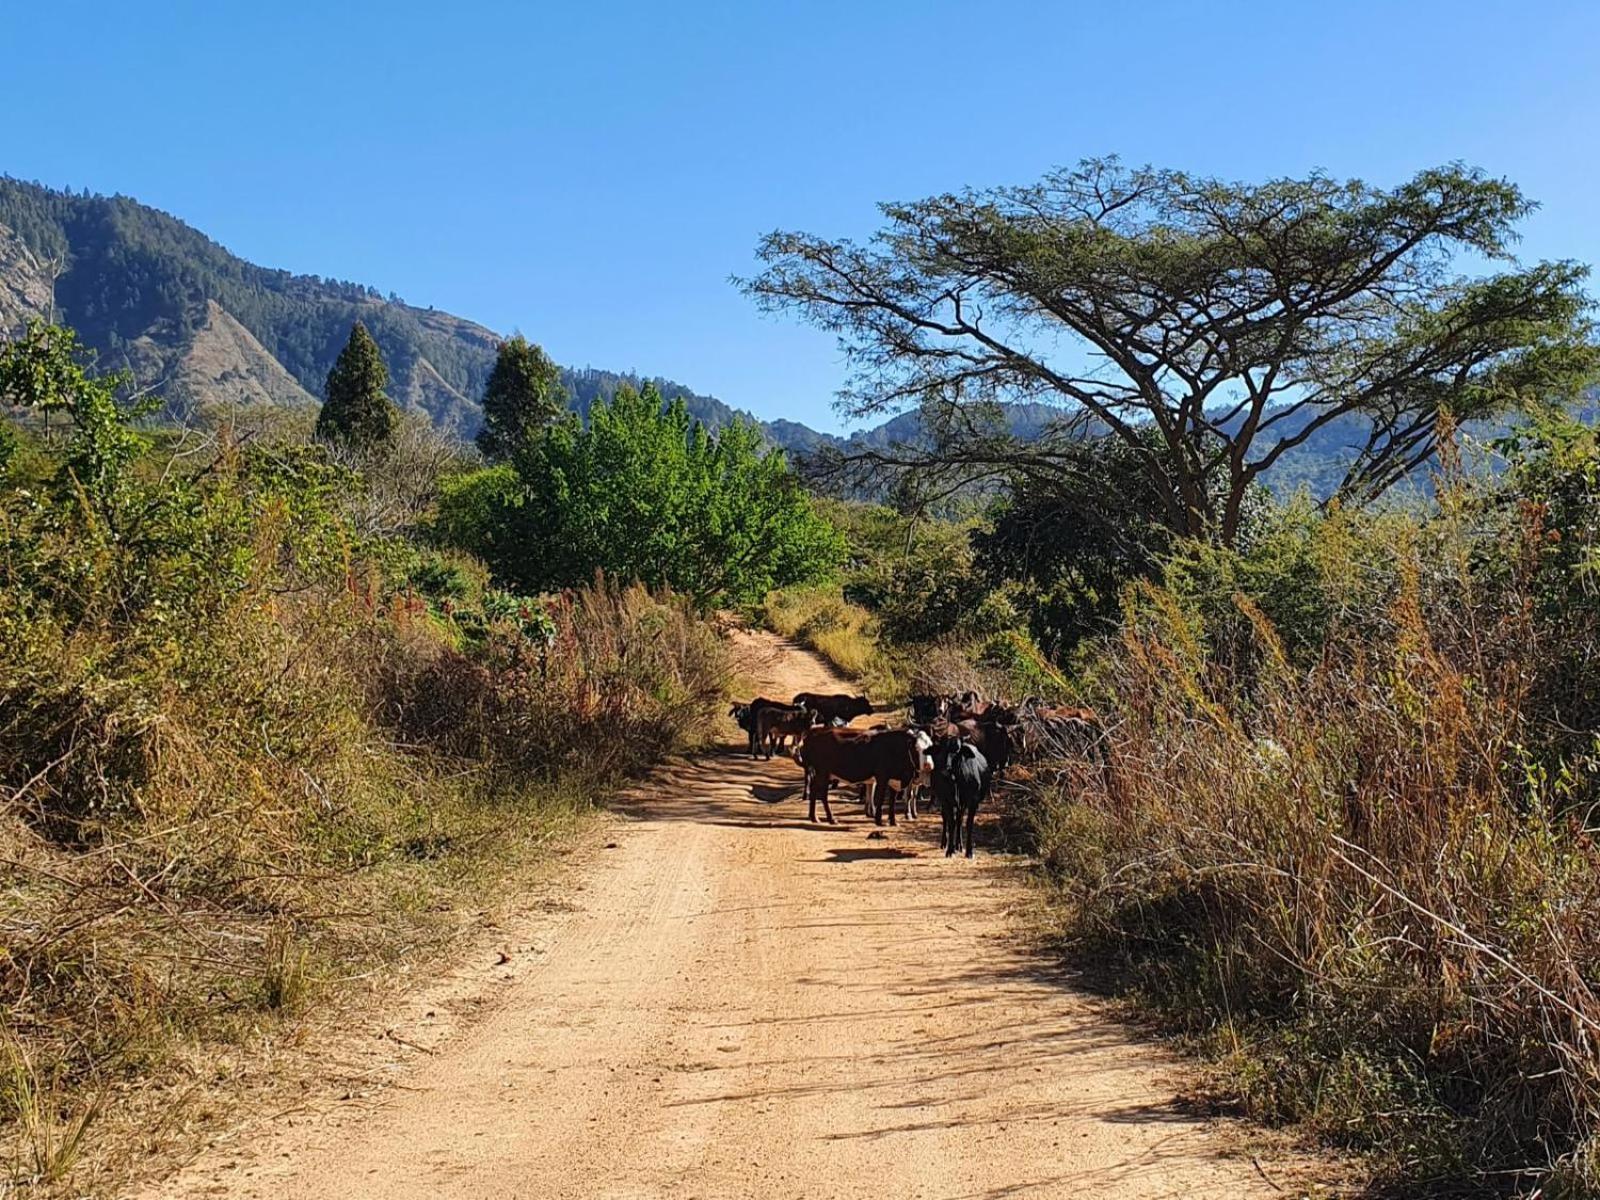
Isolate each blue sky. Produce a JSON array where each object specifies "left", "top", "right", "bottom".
[{"left": 5, "top": 1, "right": 1597, "bottom": 433}]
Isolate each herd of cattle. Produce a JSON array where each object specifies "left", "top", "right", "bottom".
[{"left": 728, "top": 691, "right": 1104, "bottom": 857}]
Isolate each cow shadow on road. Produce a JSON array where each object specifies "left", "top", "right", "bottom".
[{"left": 821, "top": 846, "right": 919, "bottom": 863}]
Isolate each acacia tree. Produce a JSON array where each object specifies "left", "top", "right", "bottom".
[
  {"left": 741, "top": 160, "right": 1599, "bottom": 542},
  {"left": 476, "top": 334, "right": 566, "bottom": 461},
  {"left": 316, "top": 321, "right": 396, "bottom": 450}
]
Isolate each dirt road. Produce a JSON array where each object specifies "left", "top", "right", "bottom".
[{"left": 147, "top": 630, "right": 1313, "bottom": 1199}]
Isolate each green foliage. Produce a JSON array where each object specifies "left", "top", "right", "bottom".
[
  {"left": 746, "top": 159, "right": 1600, "bottom": 542},
  {"left": 316, "top": 322, "right": 397, "bottom": 449},
  {"left": 433, "top": 463, "right": 522, "bottom": 562},
  {"left": 468, "top": 384, "right": 842, "bottom": 606},
  {"left": 0, "top": 320, "right": 158, "bottom": 517},
  {"left": 973, "top": 436, "right": 1176, "bottom": 657},
  {"left": 827, "top": 501, "right": 1003, "bottom": 645},
  {"left": 476, "top": 335, "right": 565, "bottom": 461}
]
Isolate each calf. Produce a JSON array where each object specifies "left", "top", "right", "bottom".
[
  {"left": 931, "top": 736, "right": 988, "bottom": 857},
  {"left": 792, "top": 692, "right": 873, "bottom": 725},
  {"left": 908, "top": 693, "right": 949, "bottom": 725},
  {"left": 794, "top": 727, "right": 922, "bottom": 824},
  {"left": 754, "top": 703, "right": 814, "bottom": 759},
  {"left": 731, "top": 697, "right": 788, "bottom": 757}
]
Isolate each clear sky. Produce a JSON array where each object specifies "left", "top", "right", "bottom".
[{"left": 5, "top": 1, "right": 1597, "bottom": 433}]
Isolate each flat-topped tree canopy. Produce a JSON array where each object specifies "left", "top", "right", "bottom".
[{"left": 741, "top": 158, "right": 1599, "bottom": 541}]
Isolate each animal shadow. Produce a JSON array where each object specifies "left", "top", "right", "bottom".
[{"left": 823, "top": 846, "right": 919, "bottom": 863}]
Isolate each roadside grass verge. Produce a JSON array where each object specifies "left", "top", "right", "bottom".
[
  {"left": 1, "top": 571, "right": 725, "bottom": 1197},
  {"left": 1021, "top": 517, "right": 1600, "bottom": 1197},
  {"left": 759, "top": 586, "right": 902, "bottom": 698}
]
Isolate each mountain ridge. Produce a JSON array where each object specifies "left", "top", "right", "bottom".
[
  {"left": 0, "top": 176, "right": 1462, "bottom": 491},
  {"left": 0, "top": 177, "right": 844, "bottom": 449}
]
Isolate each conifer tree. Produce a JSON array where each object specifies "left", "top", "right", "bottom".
[
  {"left": 476, "top": 334, "right": 566, "bottom": 461},
  {"left": 316, "top": 321, "right": 396, "bottom": 449}
]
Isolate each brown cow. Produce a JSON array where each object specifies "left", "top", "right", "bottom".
[
  {"left": 754, "top": 703, "right": 815, "bottom": 759},
  {"left": 792, "top": 692, "right": 873, "bottom": 725},
  {"left": 794, "top": 727, "right": 922, "bottom": 824},
  {"left": 731, "top": 696, "right": 791, "bottom": 757}
]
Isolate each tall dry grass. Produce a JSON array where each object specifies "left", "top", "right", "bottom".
[
  {"left": 1027, "top": 500, "right": 1600, "bottom": 1195},
  {"left": 0, "top": 567, "right": 725, "bottom": 1194},
  {"left": 760, "top": 586, "right": 901, "bottom": 696}
]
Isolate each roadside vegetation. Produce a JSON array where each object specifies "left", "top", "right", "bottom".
[
  {"left": 0, "top": 321, "right": 744, "bottom": 1193},
  {"left": 752, "top": 160, "right": 1600, "bottom": 1195}
]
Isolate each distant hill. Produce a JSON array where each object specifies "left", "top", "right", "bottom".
[
  {"left": 1, "top": 176, "right": 1557, "bottom": 499},
  {"left": 0, "top": 177, "right": 800, "bottom": 443}
]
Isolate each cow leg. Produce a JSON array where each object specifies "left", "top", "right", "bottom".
[
  {"left": 818, "top": 776, "right": 835, "bottom": 824},
  {"left": 941, "top": 800, "right": 956, "bottom": 856},
  {"left": 805, "top": 769, "right": 817, "bottom": 822},
  {"left": 882, "top": 776, "right": 896, "bottom": 826},
  {"left": 964, "top": 802, "right": 977, "bottom": 858}
]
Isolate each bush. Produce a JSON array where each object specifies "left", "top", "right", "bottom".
[
  {"left": 460, "top": 385, "right": 843, "bottom": 607},
  {"left": 1026, "top": 457, "right": 1600, "bottom": 1195},
  {"left": 0, "top": 324, "right": 730, "bottom": 1192}
]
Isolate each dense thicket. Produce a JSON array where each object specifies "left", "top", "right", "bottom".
[{"left": 441, "top": 383, "right": 844, "bottom": 607}]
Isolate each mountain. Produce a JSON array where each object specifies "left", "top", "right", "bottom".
[
  {"left": 0, "top": 177, "right": 1553, "bottom": 498},
  {"left": 0, "top": 177, "right": 804, "bottom": 444}
]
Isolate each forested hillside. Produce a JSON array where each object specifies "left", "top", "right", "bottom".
[{"left": 0, "top": 179, "right": 779, "bottom": 440}]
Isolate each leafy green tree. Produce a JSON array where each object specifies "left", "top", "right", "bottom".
[
  {"left": 743, "top": 159, "right": 1599, "bottom": 543},
  {"left": 476, "top": 335, "right": 566, "bottom": 461},
  {"left": 316, "top": 321, "right": 396, "bottom": 449},
  {"left": 451, "top": 383, "right": 842, "bottom": 606},
  {"left": 0, "top": 320, "right": 156, "bottom": 517}
]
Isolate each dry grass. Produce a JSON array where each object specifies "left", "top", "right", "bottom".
[
  {"left": 1025, "top": 519, "right": 1600, "bottom": 1196},
  {"left": 759, "top": 586, "right": 902, "bottom": 697},
  {"left": 0, "top": 572, "right": 725, "bottom": 1196}
]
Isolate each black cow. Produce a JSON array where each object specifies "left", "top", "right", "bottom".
[
  {"left": 931, "top": 736, "right": 988, "bottom": 857},
  {"left": 730, "top": 697, "right": 789, "bottom": 757},
  {"left": 792, "top": 692, "right": 873, "bottom": 725}
]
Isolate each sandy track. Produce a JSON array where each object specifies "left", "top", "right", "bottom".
[{"left": 145, "top": 629, "right": 1313, "bottom": 1199}]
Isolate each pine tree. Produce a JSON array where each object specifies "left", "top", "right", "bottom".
[
  {"left": 316, "top": 321, "right": 396, "bottom": 449},
  {"left": 476, "top": 334, "right": 566, "bottom": 461}
]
